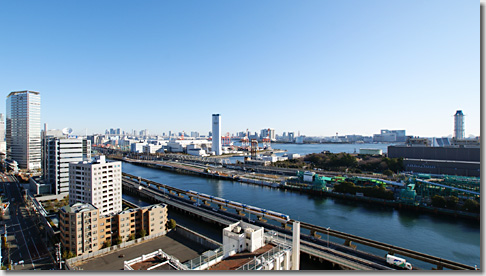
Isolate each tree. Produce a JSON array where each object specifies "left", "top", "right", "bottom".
[
  {"left": 446, "top": 196, "right": 459, "bottom": 209},
  {"left": 333, "top": 181, "right": 356, "bottom": 194},
  {"left": 383, "top": 169, "right": 393, "bottom": 177},
  {"left": 114, "top": 235, "right": 122, "bottom": 245},
  {"left": 67, "top": 251, "right": 75, "bottom": 259},
  {"left": 462, "top": 199, "right": 480, "bottom": 213},
  {"left": 167, "top": 219, "right": 176, "bottom": 230},
  {"left": 137, "top": 229, "right": 147, "bottom": 238},
  {"left": 102, "top": 240, "right": 111, "bottom": 248},
  {"left": 62, "top": 250, "right": 75, "bottom": 259},
  {"left": 431, "top": 195, "right": 446, "bottom": 208},
  {"left": 128, "top": 234, "right": 136, "bottom": 241}
]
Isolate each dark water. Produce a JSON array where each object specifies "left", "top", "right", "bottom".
[{"left": 121, "top": 161, "right": 480, "bottom": 270}]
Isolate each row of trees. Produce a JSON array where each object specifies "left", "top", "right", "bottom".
[
  {"left": 273, "top": 152, "right": 404, "bottom": 175},
  {"left": 333, "top": 181, "right": 394, "bottom": 200},
  {"left": 431, "top": 195, "right": 480, "bottom": 213}
]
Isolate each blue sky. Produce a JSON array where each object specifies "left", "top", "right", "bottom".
[{"left": 0, "top": 0, "right": 479, "bottom": 137}]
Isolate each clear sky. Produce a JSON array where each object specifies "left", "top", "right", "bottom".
[{"left": 0, "top": 0, "right": 479, "bottom": 137}]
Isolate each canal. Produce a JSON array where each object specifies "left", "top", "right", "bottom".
[{"left": 121, "top": 161, "right": 480, "bottom": 270}]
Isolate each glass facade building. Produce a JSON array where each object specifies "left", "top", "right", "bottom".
[{"left": 6, "top": 91, "right": 41, "bottom": 170}]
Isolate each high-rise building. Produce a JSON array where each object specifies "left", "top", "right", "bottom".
[
  {"left": 6, "top": 90, "right": 41, "bottom": 170},
  {"left": 69, "top": 155, "right": 122, "bottom": 216},
  {"left": 212, "top": 114, "right": 221, "bottom": 155},
  {"left": 288, "top": 132, "right": 295, "bottom": 142},
  {"left": 260, "top": 128, "right": 276, "bottom": 141},
  {"left": 0, "top": 113, "right": 5, "bottom": 142},
  {"left": 43, "top": 132, "right": 91, "bottom": 194},
  {"left": 454, "top": 110, "right": 465, "bottom": 140},
  {"left": 0, "top": 113, "right": 5, "bottom": 154}
]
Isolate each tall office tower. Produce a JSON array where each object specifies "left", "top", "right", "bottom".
[
  {"left": 69, "top": 155, "right": 122, "bottom": 216},
  {"left": 212, "top": 114, "right": 221, "bottom": 155},
  {"left": 43, "top": 134, "right": 91, "bottom": 194},
  {"left": 0, "top": 114, "right": 5, "bottom": 154},
  {"left": 0, "top": 113, "right": 4, "bottom": 142},
  {"left": 454, "top": 110, "right": 465, "bottom": 140},
  {"left": 6, "top": 91, "right": 41, "bottom": 170}
]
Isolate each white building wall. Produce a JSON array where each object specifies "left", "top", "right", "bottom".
[
  {"left": 223, "top": 221, "right": 264, "bottom": 259},
  {"left": 143, "top": 144, "right": 163, "bottom": 154},
  {"left": 131, "top": 142, "right": 147, "bottom": 153},
  {"left": 69, "top": 156, "right": 122, "bottom": 216}
]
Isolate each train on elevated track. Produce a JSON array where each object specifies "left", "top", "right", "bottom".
[{"left": 185, "top": 190, "right": 290, "bottom": 223}]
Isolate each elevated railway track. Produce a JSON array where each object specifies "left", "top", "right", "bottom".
[{"left": 121, "top": 172, "right": 475, "bottom": 270}]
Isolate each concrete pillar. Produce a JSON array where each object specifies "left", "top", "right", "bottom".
[
  {"left": 310, "top": 230, "right": 321, "bottom": 239},
  {"left": 203, "top": 200, "right": 210, "bottom": 206},
  {"left": 344, "top": 239, "right": 357, "bottom": 249},
  {"left": 218, "top": 204, "right": 226, "bottom": 211},
  {"left": 292, "top": 221, "right": 300, "bottom": 270},
  {"left": 257, "top": 216, "right": 266, "bottom": 222},
  {"left": 237, "top": 210, "right": 246, "bottom": 216}
]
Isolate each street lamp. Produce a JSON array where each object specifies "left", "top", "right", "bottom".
[{"left": 327, "top": 227, "right": 330, "bottom": 248}]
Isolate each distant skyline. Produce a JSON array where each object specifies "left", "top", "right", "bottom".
[{"left": 0, "top": 1, "right": 479, "bottom": 137}]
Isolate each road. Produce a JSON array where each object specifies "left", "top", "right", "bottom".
[{"left": 1, "top": 174, "right": 56, "bottom": 270}]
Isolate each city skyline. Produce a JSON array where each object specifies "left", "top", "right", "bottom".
[{"left": 0, "top": 1, "right": 479, "bottom": 137}]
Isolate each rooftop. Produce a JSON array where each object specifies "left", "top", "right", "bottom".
[
  {"left": 128, "top": 256, "right": 177, "bottom": 271},
  {"left": 208, "top": 243, "right": 274, "bottom": 270},
  {"left": 8, "top": 90, "right": 40, "bottom": 97},
  {"left": 61, "top": 202, "right": 97, "bottom": 213}
]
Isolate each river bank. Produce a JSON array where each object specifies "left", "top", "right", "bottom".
[
  {"left": 119, "top": 160, "right": 480, "bottom": 269},
  {"left": 117, "top": 157, "right": 479, "bottom": 222}
]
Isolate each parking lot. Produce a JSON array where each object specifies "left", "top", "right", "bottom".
[{"left": 75, "top": 230, "right": 211, "bottom": 271}]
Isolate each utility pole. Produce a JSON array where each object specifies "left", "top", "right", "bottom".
[{"left": 56, "top": 243, "right": 62, "bottom": 270}]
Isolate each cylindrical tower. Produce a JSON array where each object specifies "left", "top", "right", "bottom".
[
  {"left": 454, "top": 110, "right": 465, "bottom": 140},
  {"left": 212, "top": 114, "right": 221, "bottom": 155}
]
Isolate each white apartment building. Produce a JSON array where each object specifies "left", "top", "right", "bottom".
[
  {"left": 69, "top": 155, "right": 122, "bottom": 216},
  {"left": 43, "top": 136, "right": 91, "bottom": 194},
  {"left": 6, "top": 90, "right": 41, "bottom": 170}
]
